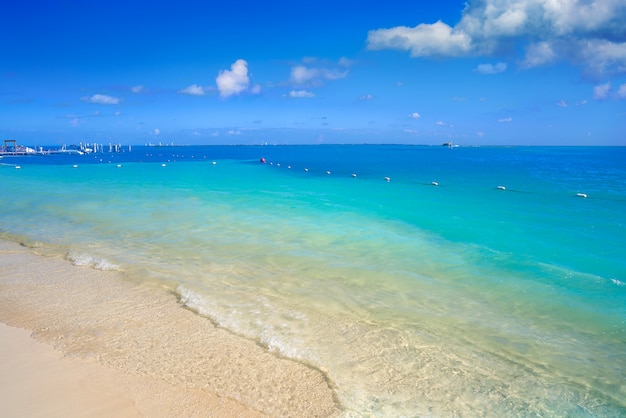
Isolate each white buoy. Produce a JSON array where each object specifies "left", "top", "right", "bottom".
[
  {"left": 326, "top": 171, "right": 331, "bottom": 175},
  {"left": 287, "top": 166, "right": 291, "bottom": 169},
  {"left": 431, "top": 181, "right": 439, "bottom": 186},
  {"left": 161, "top": 163, "right": 166, "bottom": 167},
  {"left": 116, "top": 164, "right": 122, "bottom": 168},
  {"left": 211, "top": 161, "right": 216, "bottom": 165},
  {"left": 15, "top": 165, "right": 21, "bottom": 169},
  {"left": 72, "top": 164, "right": 78, "bottom": 168},
  {"left": 351, "top": 173, "right": 357, "bottom": 178},
  {"left": 304, "top": 168, "right": 308, "bottom": 172},
  {"left": 576, "top": 193, "right": 588, "bottom": 198},
  {"left": 384, "top": 177, "right": 391, "bottom": 182},
  {"left": 277, "top": 163, "right": 281, "bottom": 167},
  {"left": 497, "top": 185, "right": 506, "bottom": 190}
]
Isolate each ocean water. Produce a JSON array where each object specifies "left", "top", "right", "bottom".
[{"left": 1, "top": 145, "right": 625, "bottom": 416}]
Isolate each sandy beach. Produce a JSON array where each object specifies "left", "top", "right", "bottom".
[{"left": 0, "top": 239, "right": 338, "bottom": 417}]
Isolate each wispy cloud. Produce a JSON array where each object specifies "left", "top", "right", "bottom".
[
  {"left": 178, "top": 84, "right": 206, "bottom": 96},
  {"left": 359, "top": 94, "right": 374, "bottom": 101},
  {"left": 409, "top": 112, "right": 421, "bottom": 119},
  {"left": 81, "top": 94, "right": 121, "bottom": 105},
  {"left": 557, "top": 100, "right": 568, "bottom": 107},
  {"left": 290, "top": 58, "right": 349, "bottom": 87},
  {"left": 593, "top": 82, "right": 611, "bottom": 100},
  {"left": 593, "top": 81, "right": 626, "bottom": 100},
  {"left": 475, "top": 62, "right": 507, "bottom": 74},
  {"left": 288, "top": 90, "right": 315, "bottom": 98},
  {"left": 498, "top": 117, "right": 512, "bottom": 123},
  {"left": 216, "top": 59, "right": 250, "bottom": 98},
  {"left": 131, "top": 85, "right": 144, "bottom": 93},
  {"left": 367, "top": 0, "right": 626, "bottom": 76}
]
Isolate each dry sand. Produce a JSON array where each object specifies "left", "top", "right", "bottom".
[{"left": 0, "top": 239, "right": 339, "bottom": 417}]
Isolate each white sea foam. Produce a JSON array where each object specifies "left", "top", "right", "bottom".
[
  {"left": 611, "top": 278, "right": 624, "bottom": 287},
  {"left": 177, "top": 285, "right": 312, "bottom": 363},
  {"left": 177, "top": 285, "right": 239, "bottom": 330},
  {"left": 67, "top": 251, "right": 119, "bottom": 271}
]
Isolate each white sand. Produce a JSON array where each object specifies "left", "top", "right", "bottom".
[
  {"left": 0, "top": 240, "right": 338, "bottom": 417},
  {"left": 0, "top": 322, "right": 268, "bottom": 417}
]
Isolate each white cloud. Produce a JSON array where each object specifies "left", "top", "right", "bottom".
[
  {"left": 216, "top": 59, "right": 250, "bottom": 98},
  {"left": 289, "top": 90, "right": 315, "bottom": 98},
  {"left": 131, "top": 85, "right": 144, "bottom": 93},
  {"left": 114, "top": 111, "right": 122, "bottom": 116},
  {"left": 366, "top": 0, "right": 626, "bottom": 76},
  {"left": 576, "top": 38, "right": 626, "bottom": 75},
  {"left": 409, "top": 112, "right": 421, "bottom": 119},
  {"left": 178, "top": 84, "right": 205, "bottom": 96},
  {"left": 435, "top": 121, "right": 446, "bottom": 126},
  {"left": 541, "top": 0, "right": 623, "bottom": 36},
  {"left": 590, "top": 82, "right": 626, "bottom": 100},
  {"left": 520, "top": 41, "right": 558, "bottom": 69},
  {"left": 593, "top": 82, "right": 611, "bottom": 100},
  {"left": 498, "top": 117, "right": 512, "bottom": 123},
  {"left": 367, "top": 21, "right": 472, "bottom": 57},
  {"left": 290, "top": 63, "right": 348, "bottom": 86},
  {"left": 153, "top": 128, "right": 160, "bottom": 135},
  {"left": 557, "top": 100, "right": 568, "bottom": 107},
  {"left": 359, "top": 94, "right": 374, "bottom": 101},
  {"left": 82, "top": 94, "right": 121, "bottom": 105},
  {"left": 289, "top": 58, "right": 349, "bottom": 89},
  {"left": 291, "top": 66, "right": 318, "bottom": 84},
  {"left": 250, "top": 84, "right": 262, "bottom": 94},
  {"left": 475, "top": 62, "right": 507, "bottom": 74}
]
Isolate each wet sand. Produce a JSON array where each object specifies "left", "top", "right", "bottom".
[{"left": 0, "top": 240, "right": 338, "bottom": 417}]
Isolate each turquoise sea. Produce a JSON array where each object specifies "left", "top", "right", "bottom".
[{"left": 1, "top": 145, "right": 625, "bottom": 416}]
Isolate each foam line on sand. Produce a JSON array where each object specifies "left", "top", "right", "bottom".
[{"left": 0, "top": 239, "right": 338, "bottom": 417}]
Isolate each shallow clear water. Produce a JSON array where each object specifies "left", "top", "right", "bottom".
[{"left": 2, "top": 145, "right": 625, "bottom": 416}]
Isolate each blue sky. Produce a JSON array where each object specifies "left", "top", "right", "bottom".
[{"left": 1, "top": 0, "right": 625, "bottom": 146}]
